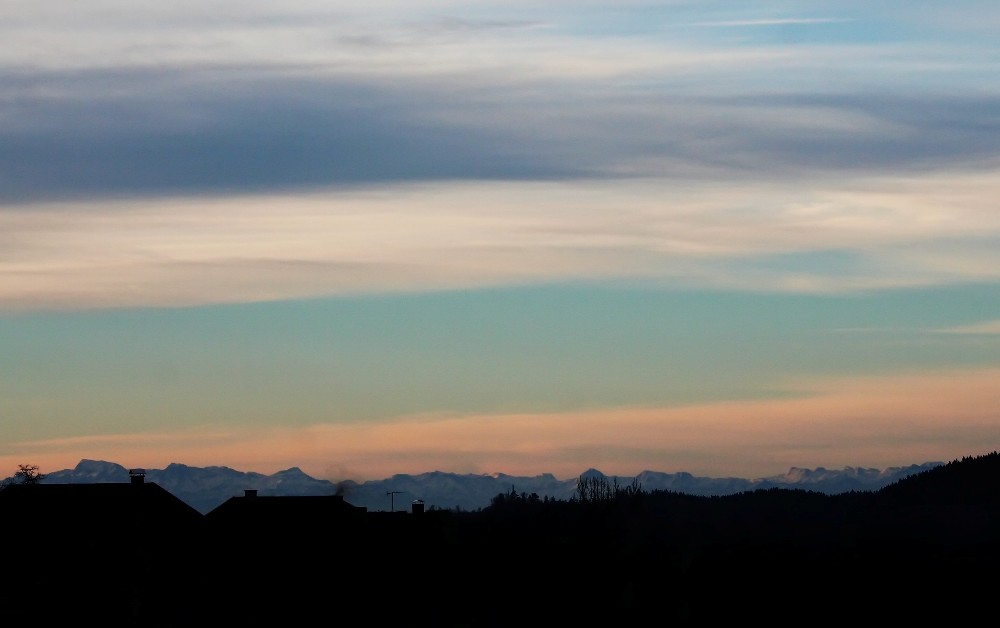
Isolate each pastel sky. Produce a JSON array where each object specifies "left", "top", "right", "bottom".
[{"left": 2, "top": 1, "right": 999, "bottom": 482}]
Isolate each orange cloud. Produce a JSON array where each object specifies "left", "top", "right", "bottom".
[{"left": 4, "top": 367, "right": 997, "bottom": 483}]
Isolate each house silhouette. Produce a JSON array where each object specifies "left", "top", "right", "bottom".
[
  {"left": 0, "top": 468, "right": 387, "bottom": 624},
  {"left": 0, "top": 468, "right": 204, "bottom": 528},
  {"left": 0, "top": 469, "right": 208, "bottom": 624},
  {"left": 206, "top": 488, "right": 367, "bottom": 525}
]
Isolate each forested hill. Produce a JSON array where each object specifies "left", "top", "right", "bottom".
[{"left": 443, "top": 451, "right": 1000, "bottom": 625}]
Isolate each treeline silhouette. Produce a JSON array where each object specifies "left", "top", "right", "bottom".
[{"left": 1, "top": 451, "right": 997, "bottom": 626}]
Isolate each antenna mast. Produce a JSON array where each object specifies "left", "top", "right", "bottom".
[{"left": 386, "top": 490, "right": 403, "bottom": 512}]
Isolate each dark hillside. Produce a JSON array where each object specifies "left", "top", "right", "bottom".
[
  {"left": 877, "top": 450, "right": 1000, "bottom": 504},
  {"left": 0, "top": 452, "right": 996, "bottom": 626},
  {"left": 434, "top": 452, "right": 999, "bottom": 625}
]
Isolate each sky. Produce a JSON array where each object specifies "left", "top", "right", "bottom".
[{"left": 2, "top": 1, "right": 999, "bottom": 483}]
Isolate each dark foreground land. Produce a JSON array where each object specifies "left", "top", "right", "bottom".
[{"left": 2, "top": 451, "right": 998, "bottom": 626}]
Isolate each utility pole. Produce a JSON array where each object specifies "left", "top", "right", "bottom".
[{"left": 386, "top": 490, "right": 402, "bottom": 512}]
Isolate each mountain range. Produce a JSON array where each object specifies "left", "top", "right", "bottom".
[{"left": 23, "top": 458, "right": 944, "bottom": 514}]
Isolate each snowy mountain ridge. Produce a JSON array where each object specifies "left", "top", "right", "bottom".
[{"left": 23, "top": 458, "right": 944, "bottom": 515}]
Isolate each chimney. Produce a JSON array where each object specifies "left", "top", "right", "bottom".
[
  {"left": 128, "top": 469, "right": 146, "bottom": 485},
  {"left": 244, "top": 489, "right": 258, "bottom": 498}
]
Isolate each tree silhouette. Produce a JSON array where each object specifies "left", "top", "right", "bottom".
[
  {"left": 574, "top": 474, "right": 642, "bottom": 503},
  {"left": 12, "top": 464, "right": 45, "bottom": 485}
]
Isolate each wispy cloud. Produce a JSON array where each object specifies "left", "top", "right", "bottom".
[
  {"left": 3, "top": 3, "right": 998, "bottom": 204},
  {"left": 4, "top": 169, "right": 1000, "bottom": 310},
  {"left": 939, "top": 320, "right": 1000, "bottom": 334},
  {"left": 690, "top": 18, "right": 853, "bottom": 27}
]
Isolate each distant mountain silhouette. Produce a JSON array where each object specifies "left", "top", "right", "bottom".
[
  {"left": 25, "top": 457, "right": 944, "bottom": 514},
  {"left": 37, "top": 460, "right": 337, "bottom": 514},
  {"left": 1, "top": 451, "right": 995, "bottom": 625}
]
